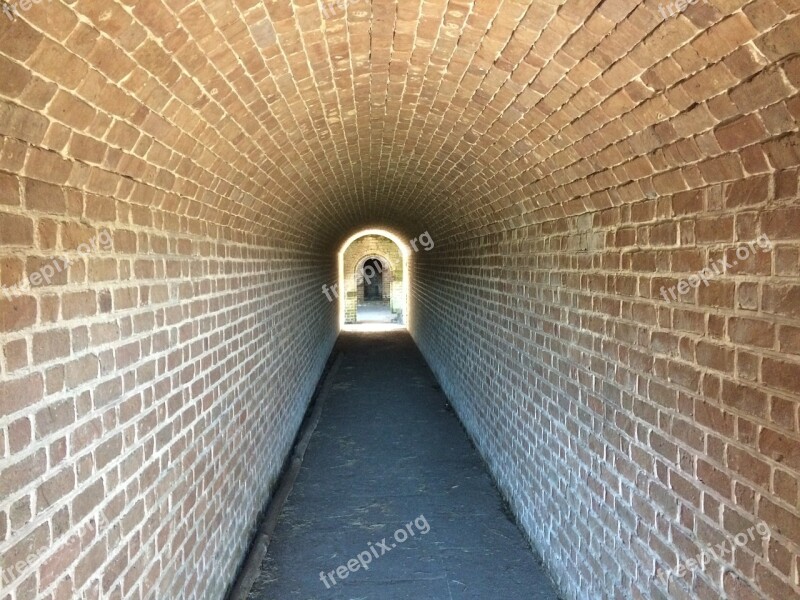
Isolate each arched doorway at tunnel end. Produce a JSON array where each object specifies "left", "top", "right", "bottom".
[
  {"left": 338, "top": 230, "right": 409, "bottom": 331},
  {"left": 355, "top": 256, "right": 392, "bottom": 303}
]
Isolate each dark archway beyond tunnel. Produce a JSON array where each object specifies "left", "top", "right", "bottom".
[
  {"left": 0, "top": 2, "right": 798, "bottom": 600},
  {"left": 361, "top": 258, "right": 384, "bottom": 301}
]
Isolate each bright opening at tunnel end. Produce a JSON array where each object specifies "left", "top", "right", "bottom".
[{"left": 335, "top": 228, "right": 433, "bottom": 333}]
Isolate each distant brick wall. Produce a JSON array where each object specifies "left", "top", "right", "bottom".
[
  {"left": 354, "top": 256, "right": 394, "bottom": 302},
  {"left": 342, "top": 235, "right": 404, "bottom": 323},
  {"left": 413, "top": 172, "right": 800, "bottom": 600},
  {"left": 0, "top": 195, "right": 337, "bottom": 600}
]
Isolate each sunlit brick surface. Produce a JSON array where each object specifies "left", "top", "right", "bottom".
[
  {"left": 342, "top": 234, "right": 403, "bottom": 320},
  {"left": 0, "top": 1, "right": 798, "bottom": 599}
]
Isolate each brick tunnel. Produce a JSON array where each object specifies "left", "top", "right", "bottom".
[{"left": 0, "top": 1, "right": 799, "bottom": 599}]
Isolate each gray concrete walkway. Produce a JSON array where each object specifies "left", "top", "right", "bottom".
[
  {"left": 356, "top": 301, "right": 398, "bottom": 324},
  {"left": 246, "top": 331, "right": 560, "bottom": 599}
]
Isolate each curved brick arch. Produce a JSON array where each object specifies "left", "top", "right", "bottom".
[
  {"left": 353, "top": 254, "right": 394, "bottom": 282},
  {"left": 353, "top": 253, "right": 396, "bottom": 277},
  {"left": 4, "top": 0, "right": 794, "bottom": 251},
  {"left": 342, "top": 235, "right": 405, "bottom": 284},
  {"left": 0, "top": 3, "right": 798, "bottom": 600},
  {"left": 354, "top": 255, "right": 393, "bottom": 301},
  {"left": 342, "top": 235, "right": 406, "bottom": 323}
]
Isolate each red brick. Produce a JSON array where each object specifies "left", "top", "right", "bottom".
[
  {"left": 7, "top": 418, "right": 31, "bottom": 453},
  {"left": 64, "top": 354, "right": 99, "bottom": 390},
  {"left": 35, "top": 399, "right": 76, "bottom": 437},
  {"left": 37, "top": 467, "right": 76, "bottom": 510},
  {"left": 62, "top": 291, "right": 97, "bottom": 320},
  {"left": 28, "top": 259, "right": 70, "bottom": 292},
  {"left": 759, "top": 428, "right": 800, "bottom": 471},
  {"left": 778, "top": 325, "right": 800, "bottom": 355},
  {"left": 763, "top": 285, "right": 800, "bottom": 319},
  {"left": 0, "top": 255, "right": 24, "bottom": 288},
  {"left": 40, "top": 534, "right": 81, "bottom": 589},
  {"left": 721, "top": 380, "right": 768, "bottom": 419},
  {"left": 762, "top": 206, "right": 800, "bottom": 240},
  {"left": 0, "top": 171, "right": 20, "bottom": 206},
  {"left": 697, "top": 459, "right": 732, "bottom": 498},
  {"left": 695, "top": 215, "right": 733, "bottom": 242},
  {"left": 1, "top": 524, "right": 49, "bottom": 586},
  {"left": 0, "top": 295, "right": 37, "bottom": 332},
  {"left": 759, "top": 496, "right": 800, "bottom": 543},
  {"left": 32, "top": 329, "right": 71, "bottom": 364},
  {"left": 0, "top": 213, "right": 34, "bottom": 246},
  {"left": 723, "top": 571, "right": 761, "bottom": 600},
  {"left": 755, "top": 14, "right": 800, "bottom": 61},
  {"left": 0, "top": 449, "right": 46, "bottom": 497},
  {"left": 696, "top": 341, "right": 734, "bottom": 372},
  {"left": 38, "top": 219, "right": 59, "bottom": 250},
  {"left": 727, "top": 446, "right": 771, "bottom": 488},
  {"left": 61, "top": 222, "right": 97, "bottom": 250},
  {"left": 728, "top": 317, "right": 774, "bottom": 348},
  {"left": 715, "top": 114, "right": 768, "bottom": 151},
  {"left": 696, "top": 398, "right": 735, "bottom": 434},
  {"left": 24, "top": 178, "right": 66, "bottom": 214},
  {"left": 724, "top": 175, "right": 770, "bottom": 208}
]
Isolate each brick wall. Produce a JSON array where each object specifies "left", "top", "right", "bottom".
[
  {"left": 342, "top": 235, "right": 404, "bottom": 323},
  {"left": 0, "top": 4, "right": 338, "bottom": 596},
  {"left": 412, "top": 52, "right": 800, "bottom": 600},
  {"left": 408, "top": 4, "right": 800, "bottom": 599},
  {"left": 0, "top": 191, "right": 336, "bottom": 600},
  {"left": 0, "top": 3, "right": 336, "bottom": 600},
  {"left": 414, "top": 183, "right": 800, "bottom": 598},
  {"left": 1, "top": 1, "right": 799, "bottom": 600}
]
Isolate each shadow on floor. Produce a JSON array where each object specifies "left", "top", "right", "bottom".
[{"left": 245, "top": 331, "right": 561, "bottom": 600}]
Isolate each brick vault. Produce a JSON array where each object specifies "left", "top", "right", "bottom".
[{"left": 0, "top": 1, "right": 798, "bottom": 599}]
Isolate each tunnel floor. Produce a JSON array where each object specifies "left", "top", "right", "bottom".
[
  {"left": 245, "top": 331, "right": 560, "bottom": 599},
  {"left": 356, "top": 301, "right": 398, "bottom": 324}
]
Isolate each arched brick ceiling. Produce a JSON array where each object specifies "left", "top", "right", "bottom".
[{"left": 2, "top": 1, "right": 798, "bottom": 249}]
